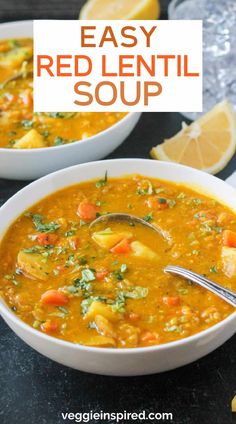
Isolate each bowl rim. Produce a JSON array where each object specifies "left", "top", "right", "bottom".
[
  {"left": 0, "top": 158, "right": 236, "bottom": 354},
  {"left": 0, "top": 19, "right": 138, "bottom": 154}
]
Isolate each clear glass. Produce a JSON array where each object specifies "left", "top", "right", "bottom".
[{"left": 168, "top": 0, "right": 236, "bottom": 120}]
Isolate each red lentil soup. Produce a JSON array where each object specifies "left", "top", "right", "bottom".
[
  {"left": 0, "top": 38, "right": 126, "bottom": 149},
  {"left": 0, "top": 174, "right": 235, "bottom": 348}
]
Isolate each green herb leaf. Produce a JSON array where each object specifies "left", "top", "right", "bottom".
[
  {"left": 177, "top": 192, "right": 186, "bottom": 199},
  {"left": 210, "top": 266, "right": 217, "bottom": 273},
  {"left": 143, "top": 212, "right": 153, "bottom": 222},
  {"left": 57, "top": 306, "right": 69, "bottom": 315},
  {"left": 21, "top": 119, "right": 33, "bottom": 128},
  {"left": 81, "top": 268, "right": 96, "bottom": 283},
  {"left": 122, "top": 286, "right": 148, "bottom": 300},
  {"left": 158, "top": 197, "right": 167, "bottom": 204},
  {"left": 120, "top": 264, "right": 127, "bottom": 273},
  {"left": 28, "top": 213, "right": 60, "bottom": 233},
  {"left": 96, "top": 171, "right": 108, "bottom": 188},
  {"left": 136, "top": 181, "right": 153, "bottom": 196},
  {"left": 64, "top": 230, "right": 76, "bottom": 237},
  {"left": 54, "top": 136, "right": 65, "bottom": 146}
]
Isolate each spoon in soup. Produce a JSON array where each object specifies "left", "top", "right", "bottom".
[
  {"left": 165, "top": 265, "right": 236, "bottom": 307},
  {"left": 89, "top": 213, "right": 163, "bottom": 235},
  {"left": 90, "top": 213, "right": 236, "bottom": 307}
]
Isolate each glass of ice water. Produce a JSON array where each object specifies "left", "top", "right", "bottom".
[{"left": 168, "top": 0, "right": 236, "bottom": 120}]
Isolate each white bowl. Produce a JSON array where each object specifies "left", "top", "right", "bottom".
[
  {"left": 0, "top": 21, "right": 141, "bottom": 180},
  {"left": 0, "top": 159, "right": 236, "bottom": 376}
]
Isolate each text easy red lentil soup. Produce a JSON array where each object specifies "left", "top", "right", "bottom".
[{"left": 0, "top": 174, "right": 236, "bottom": 348}]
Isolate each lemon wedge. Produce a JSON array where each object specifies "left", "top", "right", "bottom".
[
  {"left": 232, "top": 395, "right": 236, "bottom": 413},
  {"left": 150, "top": 100, "right": 236, "bottom": 174},
  {"left": 79, "top": 0, "right": 160, "bottom": 20}
]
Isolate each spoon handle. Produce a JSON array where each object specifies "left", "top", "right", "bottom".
[{"left": 165, "top": 265, "right": 236, "bottom": 307}]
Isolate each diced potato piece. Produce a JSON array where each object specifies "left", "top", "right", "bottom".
[
  {"left": 92, "top": 229, "right": 133, "bottom": 249},
  {"left": 131, "top": 241, "right": 159, "bottom": 261},
  {"left": 221, "top": 246, "right": 236, "bottom": 277},
  {"left": 94, "top": 315, "right": 116, "bottom": 338},
  {"left": 84, "top": 301, "right": 121, "bottom": 322},
  {"left": 232, "top": 395, "right": 236, "bottom": 412},
  {"left": 83, "top": 336, "right": 116, "bottom": 347},
  {"left": 0, "top": 46, "right": 33, "bottom": 68},
  {"left": 17, "top": 251, "right": 51, "bottom": 281},
  {"left": 14, "top": 129, "right": 46, "bottom": 149}
]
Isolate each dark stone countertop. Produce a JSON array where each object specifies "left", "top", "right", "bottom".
[{"left": 0, "top": 1, "right": 235, "bottom": 423}]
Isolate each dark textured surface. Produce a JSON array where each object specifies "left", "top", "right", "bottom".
[{"left": 0, "top": 1, "right": 236, "bottom": 424}]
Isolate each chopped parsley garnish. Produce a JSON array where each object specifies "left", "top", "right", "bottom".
[
  {"left": 177, "top": 192, "right": 186, "bottom": 199},
  {"left": 81, "top": 268, "right": 96, "bottom": 283},
  {"left": 26, "top": 213, "right": 60, "bottom": 233},
  {"left": 54, "top": 136, "right": 65, "bottom": 146},
  {"left": 158, "top": 197, "right": 167, "bottom": 204},
  {"left": 78, "top": 256, "right": 87, "bottom": 265},
  {"left": 155, "top": 187, "right": 165, "bottom": 194},
  {"left": 65, "top": 254, "right": 76, "bottom": 267},
  {"left": 21, "top": 119, "right": 33, "bottom": 128},
  {"left": 210, "top": 266, "right": 217, "bottom": 273},
  {"left": 64, "top": 230, "right": 76, "bottom": 237},
  {"left": 167, "top": 199, "right": 176, "bottom": 208},
  {"left": 136, "top": 181, "right": 153, "bottom": 196},
  {"left": 120, "top": 264, "right": 127, "bottom": 273},
  {"left": 114, "top": 271, "right": 124, "bottom": 281},
  {"left": 42, "top": 130, "right": 50, "bottom": 138},
  {"left": 192, "top": 198, "right": 202, "bottom": 205},
  {"left": 23, "top": 245, "right": 43, "bottom": 253},
  {"left": 95, "top": 171, "right": 108, "bottom": 188},
  {"left": 74, "top": 268, "right": 96, "bottom": 295},
  {"left": 111, "top": 286, "right": 148, "bottom": 313},
  {"left": 213, "top": 226, "right": 222, "bottom": 233},
  {"left": 4, "top": 274, "right": 20, "bottom": 286},
  {"left": 143, "top": 212, "right": 153, "bottom": 222},
  {"left": 57, "top": 306, "right": 69, "bottom": 315},
  {"left": 121, "top": 286, "right": 148, "bottom": 299}
]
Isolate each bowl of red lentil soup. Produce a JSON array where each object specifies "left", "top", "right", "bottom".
[
  {"left": 0, "top": 21, "right": 141, "bottom": 180},
  {"left": 0, "top": 159, "right": 236, "bottom": 376}
]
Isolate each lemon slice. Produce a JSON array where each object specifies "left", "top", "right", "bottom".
[
  {"left": 79, "top": 0, "right": 160, "bottom": 20},
  {"left": 150, "top": 101, "right": 236, "bottom": 174}
]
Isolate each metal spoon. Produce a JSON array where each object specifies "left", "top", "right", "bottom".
[
  {"left": 165, "top": 265, "right": 236, "bottom": 307},
  {"left": 90, "top": 213, "right": 236, "bottom": 307},
  {"left": 89, "top": 212, "right": 164, "bottom": 236}
]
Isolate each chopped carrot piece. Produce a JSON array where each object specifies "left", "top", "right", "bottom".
[
  {"left": 110, "top": 238, "right": 131, "bottom": 254},
  {"left": 147, "top": 196, "right": 168, "bottom": 210},
  {"left": 41, "top": 320, "right": 58, "bottom": 333},
  {"left": 77, "top": 200, "right": 98, "bottom": 221},
  {"left": 40, "top": 289, "right": 68, "bottom": 306},
  {"left": 141, "top": 331, "right": 158, "bottom": 342},
  {"left": 222, "top": 230, "right": 236, "bottom": 247},
  {"left": 95, "top": 270, "right": 109, "bottom": 280},
  {"left": 36, "top": 233, "right": 58, "bottom": 246},
  {"left": 162, "top": 296, "right": 180, "bottom": 306}
]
